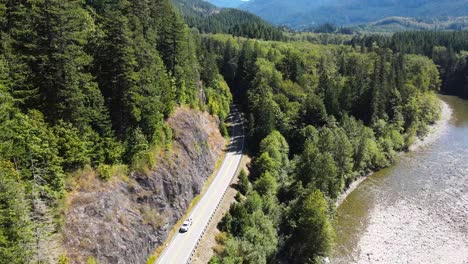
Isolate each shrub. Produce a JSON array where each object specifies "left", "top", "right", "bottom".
[
  {"left": 86, "top": 257, "right": 98, "bottom": 264},
  {"left": 234, "top": 192, "right": 242, "bottom": 202},
  {"left": 141, "top": 205, "right": 165, "bottom": 228},
  {"left": 132, "top": 149, "right": 157, "bottom": 174},
  {"left": 237, "top": 169, "right": 250, "bottom": 195},
  {"left": 58, "top": 254, "right": 70, "bottom": 264},
  {"left": 219, "top": 121, "right": 229, "bottom": 137},
  {"left": 146, "top": 254, "right": 157, "bottom": 264},
  {"left": 209, "top": 256, "right": 221, "bottom": 264},
  {"left": 215, "top": 232, "right": 229, "bottom": 244},
  {"left": 97, "top": 164, "right": 112, "bottom": 181}
]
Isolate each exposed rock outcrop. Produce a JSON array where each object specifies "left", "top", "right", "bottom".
[{"left": 63, "top": 108, "right": 225, "bottom": 264}]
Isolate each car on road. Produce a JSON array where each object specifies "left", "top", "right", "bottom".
[{"left": 179, "top": 218, "right": 192, "bottom": 233}]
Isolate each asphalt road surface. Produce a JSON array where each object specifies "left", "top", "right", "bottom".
[{"left": 156, "top": 106, "right": 244, "bottom": 264}]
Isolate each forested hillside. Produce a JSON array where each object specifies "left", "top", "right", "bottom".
[
  {"left": 239, "top": 0, "right": 468, "bottom": 29},
  {"left": 205, "top": 0, "right": 244, "bottom": 8},
  {"left": 173, "top": 0, "right": 284, "bottom": 40},
  {"left": 0, "top": 0, "right": 231, "bottom": 262},
  {"left": 355, "top": 16, "right": 468, "bottom": 33},
  {"left": 202, "top": 35, "right": 442, "bottom": 263},
  {"left": 350, "top": 31, "right": 468, "bottom": 98},
  {"left": 1, "top": 0, "right": 465, "bottom": 263}
]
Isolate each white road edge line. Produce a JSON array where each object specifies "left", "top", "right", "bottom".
[{"left": 155, "top": 108, "right": 245, "bottom": 264}]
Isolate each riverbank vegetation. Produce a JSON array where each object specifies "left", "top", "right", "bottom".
[
  {"left": 204, "top": 35, "right": 442, "bottom": 263},
  {"left": 1, "top": 0, "right": 466, "bottom": 263}
]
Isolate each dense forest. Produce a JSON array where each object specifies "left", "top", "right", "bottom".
[
  {"left": 205, "top": 0, "right": 243, "bottom": 8},
  {"left": 350, "top": 31, "right": 468, "bottom": 98},
  {"left": 0, "top": 0, "right": 232, "bottom": 263},
  {"left": 0, "top": 0, "right": 466, "bottom": 263},
  {"left": 173, "top": 0, "right": 284, "bottom": 40},
  {"left": 202, "top": 35, "right": 442, "bottom": 263},
  {"left": 355, "top": 16, "right": 468, "bottom": 33}
]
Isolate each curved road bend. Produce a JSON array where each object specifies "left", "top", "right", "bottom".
[{"left": 156, "top": 106, "right": 245, "bottom": 264}]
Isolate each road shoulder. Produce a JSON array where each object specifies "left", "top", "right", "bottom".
[{"left": 191, "top": 155, "right": 251, "bottom": 264}]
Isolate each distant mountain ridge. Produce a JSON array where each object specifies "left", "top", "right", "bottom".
[
  {"left": 205, "top": 0, "right": 246, "bottom": 8},
  {"left": 235, "top": 0, "right": 468, "bottom": 29},
  {"left": 357, "top": 16, "right": 468, "bottom": 32},
  {"left": 172, "top": 0, "right": 284, "bottom": 40}
]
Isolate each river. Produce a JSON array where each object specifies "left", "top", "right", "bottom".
[{"left": 332, "top": 95, "right": 468, "bottom": 264}]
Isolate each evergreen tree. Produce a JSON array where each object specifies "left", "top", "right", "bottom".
[
  {"left": 286, "top": 189, "right": 333, "bottom": 263},
  {"left": 297, "top": 140, "right": 340, "bottom": 198},
  {"left": 92, "top": 3, "right": 137, "bottom": 137},
  {"left": 0, "top": 161, "right": 33, "bottom": 264},
  {"left": 238, "top": 169, "right": 250, "bottom": 195},
  {"left": 28, "top": 0, "right": 110, "bottom": 131},
  {"left": 1, "top": 0, "right": 38, "bottom": 108},
  {"left": 154, "top": 0, "right": 199, "bottom": 104},
  {"left": 234, "top": 41, "right": 257, "bottom": 104}
]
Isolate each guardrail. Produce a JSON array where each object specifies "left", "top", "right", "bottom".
[{"left": 186, "top": 112, "right": 245, "bottom": 264}]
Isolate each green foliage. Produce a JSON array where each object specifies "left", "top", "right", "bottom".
[
  {"left": 173, "top": 0, "right": 284, "bottom": 41},
  {"left": 206, "top": 76, "right": 232, "bottom": 120},
  {"left": 405, "top": 55, "right": 441, "bottom": 92},
  {"left": 146, "top": 254, "right": 157, "bottom": 264},
  {"left": 0, "top": 161, "right": 33, "bottom": 263},
  {"left": 248, "top": 86, "right": 281, "bottom": 147},
  {"left": 0, "top": 1, "right": 452, "bottom": 262},
  {"left": 53, "top": 121, "right": 90, "bottom": 171},
  {"left": 208, "top": 255, "right": 220, "bottom": 264},
  {"left": 286, "top": 189, "right": 334, "bottom": 263},
  {"left": 0, "top": 109, "right": 65, "bottom": 200},
  {"left": 218, "top": 211, "right": 278, "bottom": 263},
  {"left": 209, "top": 34, "right": 443, "bottom": 263},
  {"left": 351, "top": 31, "right": 468, "bottom": 98},
  {"left": 244, "top": 192, "right": 263, "bottom": 213},
  {"left": 86, "top": 256, "right": 98, "bottom": 264},
  {"left": 234, "top": 192, "right": 242, "bottom": 203},
  {"left": 0, "top": 1, "right": 237, "bottom": 262},
  {"left": 237, "top": 169, "right": 250, "bottom": 195},
  {"left": 259, "top": 131, "right": 289, "bottom": 171},
  {"left": 219, "top": 121, "right": 229, "bottom": 138},
  {"left": 252, "top": 152, "right": 277, "bottom": 178},
  {"left": 19, "top": 0, "right": 110, "bottom": 132},
  {"left": 131, "top": 149, "right": 157, "bottom": 175},
  {"left": 301, "top": 93, "right": 328, "bottom": 127},
  {"left": 97, "top": 164, "right": 112, "bottom": 181},
  {"left": 403, "top": 92, "right": 441, "bottom": 137},
  {"left": 297, "top": 141, "right": 340, "bottom": 198},
  {"left": 58, "top": 254, "right": 70, "bottom": 264},
  {"left": 254, "top": 172, "right": 278, "bottom": 197}
]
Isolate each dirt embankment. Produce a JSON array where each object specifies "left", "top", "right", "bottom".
[{"left": 63, "top": 107, "right": 225, "bottom": 264}]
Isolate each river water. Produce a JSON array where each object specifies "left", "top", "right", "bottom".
[{"left": 333, "top": 95, "right": 468, "bottom": 264}]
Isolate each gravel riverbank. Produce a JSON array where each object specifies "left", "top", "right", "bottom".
[{"left": 333, "top": 96, "right": 468, "bottom": 264}]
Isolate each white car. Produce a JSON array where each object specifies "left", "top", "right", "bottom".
[{"left": 179, "top": 218, "right": 192, "bottom": 233}]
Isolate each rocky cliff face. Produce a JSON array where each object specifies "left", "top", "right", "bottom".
[{"left": 63, "top": 108, "right": 226, "bottom": 264}]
